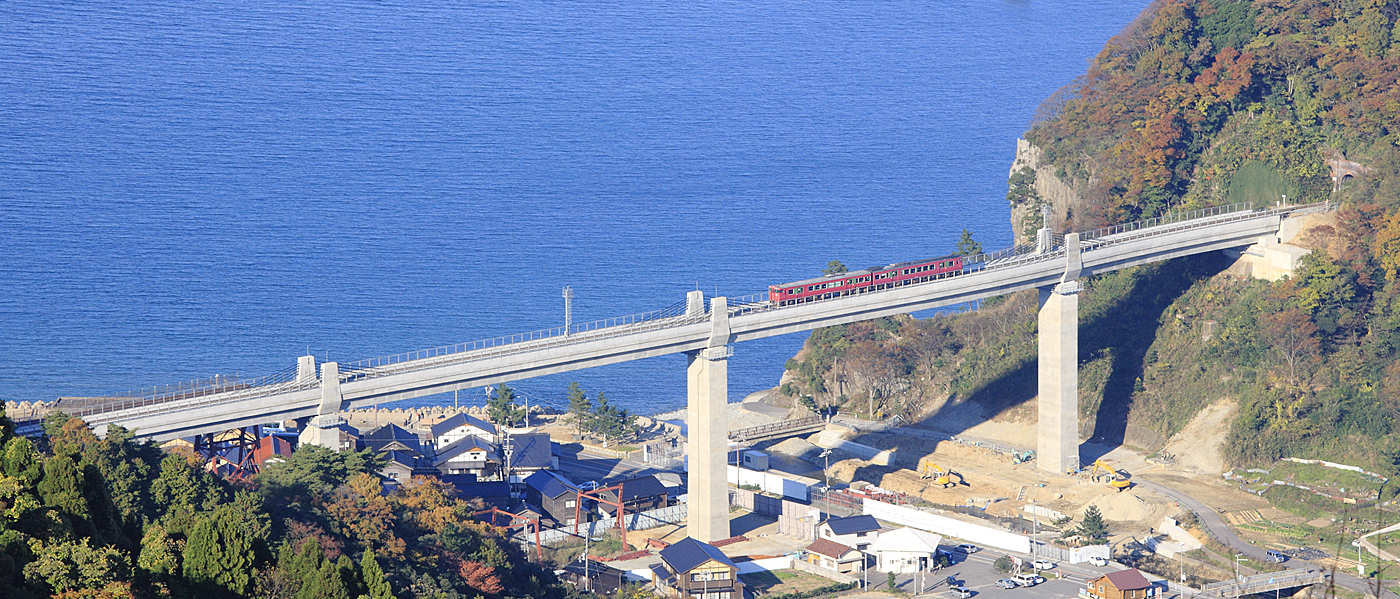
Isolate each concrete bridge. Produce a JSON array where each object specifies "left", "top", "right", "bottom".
[
  {"left": 1200, "top": 569, "right": 1329, "bottom": 597},
  {"left": 16, "top": 200, "right": 1331, "bottom": 543}
]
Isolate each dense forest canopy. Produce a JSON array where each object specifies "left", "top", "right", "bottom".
[{"left": 0, "top": 409, "right": 569, "bottom": 599}]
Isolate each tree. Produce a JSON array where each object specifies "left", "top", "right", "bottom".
[
  {"left": 822, "top": 260, "right": 848, "bottom": 276},
  {"left": 21, "top": 538, "right": 129, "bottom": 595},
  {"left": 0, "top": 400, "right": 12, "bottom": 446},
  {"left": 359, "top": 550, "right": 392, "bottom": 599},
  {"left": 182, "top": 509, "right": 256, "bottom": 597},
  {"left": 459, "top": 560, "right": 505, "bottom": 596},
  {"left": 955, "top": 229, "right": 983, "bottom": 256},
  {"left": 588, "top": 392, "right": 638, "bottom": 446},
  {"left": 1263, "top": 308, "right": 1320, "bottom": 387},
  {"left": 136, "top": 525, "right": 179, "bottom": 578},
  {"left": 486, "top": 384, "right": 525, "bottom": 428},
  {"left": 566, "top": 382, "right": 593, "bottom": 437},
  {"left": 1074, "top": 505, "right": 1110, "bottom": 543}
]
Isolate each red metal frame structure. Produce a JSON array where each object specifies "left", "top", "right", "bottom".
[
  {"left": 475, "top": 507, "right": 543, "bottom": 561},
  {"left": 573, "top": 482, "right": 626, "bottom": 548}
]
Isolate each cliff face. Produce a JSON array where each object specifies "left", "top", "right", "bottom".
[{"left": 1008, "top": 138, "right": 1084, "bottom": 245}]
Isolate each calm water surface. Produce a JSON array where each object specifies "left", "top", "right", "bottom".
[{"left": 0, "top": 1, "right": 1150, "bottom": 413}]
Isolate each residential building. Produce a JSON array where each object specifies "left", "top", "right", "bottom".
[
  {"left": 559, "top": 557, "right": 627, "bottom": 595},
  {"left": 804, "top": 538, "right": 866, "bottom": 574},
  {"left": 435, "top": 475, "right": 511, "bottom": 508},
  {"left": 596, "top": 475, "right": 670, "bottom": 512},
  {"left": 523, "top": 470, "right": 590, "bottom": 526},
  {"left": 250, "top": 435, "right": 294, "bottom": 469},
  {"left": 503, "top": 432, "right": 556, "bottom": 480},
  {"left": 379, "top": 449, "right": 433, "bottom": 485},
  {"left": 1085, "top": 569, "right": 1161, "bottom": 599},
  {"left": 363, "top": 423, "right": 427, "bottom": 457},
  {"left": 434, "top": 435, "right": 500, "bottom": 479},
  {"left": 869, "top": 527, "right": 943, "bottom": 574},
  {"left": 431, "top": 412, "right": 499, "bottom": 448},
  {"left": 651, "top": 537, "right": 745, "bottom": 599},
  {"left": 817, "top": 515, "right": 882, "bottom": 551}
]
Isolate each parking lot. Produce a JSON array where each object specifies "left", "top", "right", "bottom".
[{"left": 864, "top": 548, "right": 1157, "bottom": 599}]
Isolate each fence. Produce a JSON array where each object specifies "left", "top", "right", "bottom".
[
  {"left": 790, "top": 558, "right": 861, "bottom": 585},
  {"left": 731, "top": 488, "right": 820, "bottom": 540},
  {"left": 533, "top": 504, "right": 688, "bottom": 546}
]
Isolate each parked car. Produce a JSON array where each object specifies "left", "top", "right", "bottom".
[
  {"left": 1089, "top": 556, "right": 1109, "bottom": 567},
  {"left": 949, "top": 586, "right": 973, "bottom": 598},
  {"left": 955, "top": 543, "right": 980, "bottom": 553},
  {"left": 1012, "top": 573, "right": 1042, "bottom": 587},
  {"left": 995, "top": 579, "right": 1017, "bottom": 589},
  {"left": 1032, "top": 559, "right": 1056, "bottom": 570},
  {"left": 1265, "top": 550, "right": 1288, "bottom": 563},
  {"left": 578, "top": 480, "right": 599, "bottom": 491}
]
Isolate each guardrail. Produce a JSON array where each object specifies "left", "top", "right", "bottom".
[{"left": 729, "top": 416, "right": 825, "bottom": 441}]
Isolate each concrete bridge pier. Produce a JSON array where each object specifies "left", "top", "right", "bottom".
[
  {"left": 1039, "top": 233, "right": 1083, "bottom": 475},
  {"left": 299, "top": 361, "right": 349, "bottom": 451},
  {"left": 686, "top": 294, "right": 733, "bottom": 542}
]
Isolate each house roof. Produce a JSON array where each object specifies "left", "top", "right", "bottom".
[
  {"left": 524, "top": 470, "right": 579, "bottom": 499},
  {"left": 824, "top": 515, "right": 881, "bottom": 536},
  {"left": 364, "top": 423, "right": 419, "bottom": 441},
  {"left": 659, "top": 537, "right": 735, "bottom": 574},
  {"left": 435, "top": 476, "right": 510, "bottom": 504},
  {"left": 430, "top": 413, "right": 498, "bottom": 438},
  {"left": 806, "top": 538, "right": 856, "bottom": 559},
  {"left": 869, "top": 527, "right": 942, "bottom": 553},
  {"left": 382, "top": 449, "right": 423, "bottom": 469},
  {"left": 508, "top": 432, "right": 553, "bottom": 469},
  {"left": 251, "top": 436, "right": 293, "bottom": 464},
  {"left": 602, "top": 475, "right": 668, "bottom": 501},
  {"left": 435, "top": 435, "right": 499, "bottom": 465},
  {"left": 1101, "top": 569, "right": 1151, "bottom": 591}
]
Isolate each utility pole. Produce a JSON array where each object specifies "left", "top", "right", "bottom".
[{"left": 563, "top": 286, "right": 574, "bottom": 337}]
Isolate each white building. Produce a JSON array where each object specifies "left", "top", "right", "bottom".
[
  {"left": 870, "top": 527, "right": 943, "bottom": 574},
  {"left": 817, "top": 515, "right": 883, "bottom": 551},
  {"left": 430, "top": 413, "right": 499, "bottom": 449}
]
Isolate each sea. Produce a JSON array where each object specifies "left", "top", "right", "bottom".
[{"left": 0, "top": 0, "right": 1151, "bottom": 416}]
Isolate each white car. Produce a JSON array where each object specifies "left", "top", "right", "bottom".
[
  {"left": 955, "top": 543, "right": 979, "bottom": 553},
  {"left": 577, "top": 480, "right": 599, "bottom": 491},
  {"left": 1012, "top": 573, "right": 1042, "bottom": 587},
  {"left": 1089, "top": 556, "right": 1109, "bottom": 567},
  {"left": 948, "top": 586, "right": 973, "bottom": 598},
  {"left": 1032, "top": 559, "right": 1056, "bottom": 570}
]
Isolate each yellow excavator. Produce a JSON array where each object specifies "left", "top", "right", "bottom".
[
  {"left": 918, "top": 459, "right": 967, "bottom": 488},
  {"left": 1089, "top": 458, "right": 1132, "bottom": 492}
]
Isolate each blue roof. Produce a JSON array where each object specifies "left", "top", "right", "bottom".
[
  {"left": 524, "top": 470, "right": 579, "bottom": 499},
  {"left": 824, "top": 514, "right": 881, "bottom": 536},
  {"left": 659, "top": 537, "right": 735, "bottom": 573},
  {"left": 430, "top": 413, "right": 498, "bottom": 438},
  {"left": 508, "top": 432, "right": 553, "bottom": 469},
  {"left": 434, "top": 435, "right": 498, "bottom": 464},
  {"left": 602, "top": 475, "right": 668, "bottom": 501}
]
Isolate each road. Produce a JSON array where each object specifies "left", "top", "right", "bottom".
[
  {"left": 1137, "top": 479, "right": 1393, "bottom": 598},
  {"left": 557, "top": 447, "right": 667, "bottom": 484}
]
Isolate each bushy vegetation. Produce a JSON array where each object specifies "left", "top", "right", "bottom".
[
  {"left": 785, "top": 0, "right": 1400, "bottom": 480},
  {"left": 0, "top": 406, "right": 572, "bottom": 599}
]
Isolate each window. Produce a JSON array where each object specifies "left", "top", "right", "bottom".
[
  {"left": 856, "top": 531, "right": 867, "bottom": 537},
  {"left": 692, "top": 571, "right": 729, "bottom": 582},
  {"left": 565, "top": 500, "right": 576, "bottom": 508}
]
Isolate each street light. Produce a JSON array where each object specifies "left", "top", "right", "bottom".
[{"left": 819, "top": 450, "right": 832, "bottom": 521}]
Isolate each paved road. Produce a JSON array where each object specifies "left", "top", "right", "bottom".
[{"left": 1136, "top": 479, "right": 1392, "bottom": 598}]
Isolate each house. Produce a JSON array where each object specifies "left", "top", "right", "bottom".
[
  {"left": 503, "top": 432, "right": 556, "bottom": 480},
  {"left": 379, "top": 449, "right": 434, "bottom": 485},
  {"left": 435, "top": 475, "right": 511, "bottom": 508},
  {"left": 250, "top": 435, "right": 294, "bottom": 469},
  {"left": 651, "top": 537, "right": 745, "bottom": 599},
  {"left": 558, "top": 557, "right": 628, "bottom": 595},
  {"left": 804, "top": 538, "right": 866, "bottom": 574},
  {"left": 869, "top": 527, "right": 942, "bottom": 574},
  {"left": 817, "top": 515, "right": 883, "bottom": 551},
  {"left": 363, "top": 423, "right": 427, "bottom": 457},
  {"left": 523, "top": 470, "right": 590, "bottom": 526},
  {"left": 434, "top": 435, "right": 500, "bottom": 479},
  {"left": 431, "top": 412, "right": 499, "bottom": 449},
  {"left": 596, "top": 475, "right": 670, "bottom": 512},
  {"left": 1086, "top": 569, "right": 1161, "bottom": 599}
]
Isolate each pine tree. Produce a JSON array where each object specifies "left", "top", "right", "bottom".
[
  {"left": 486, "top": 384, "right": 525, "bottom": 427},
  {"left": 360, "top": 549, "right": 392, "bottom": 599},
  {"left": 955, "top": 228, "right": 983, "bottom": 256},
  {"left": 1075, "top": 504, "right": 1110, "bottom": 543},
  {"left": 182, "top": 511, "right": 255, "bottom": 596},
  {"left": 566, "top": 382, "right": 593, "bottom": 437},
  {"left": 822, "top": 260, "right": 848, "bottom": 275}
]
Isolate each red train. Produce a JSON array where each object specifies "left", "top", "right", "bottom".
[{"left": 769, "top": 254, "right": 979, "bottom": 306}]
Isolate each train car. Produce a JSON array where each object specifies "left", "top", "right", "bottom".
[{"left": 769, "top": 254, "right": 966, "bottom": 306}]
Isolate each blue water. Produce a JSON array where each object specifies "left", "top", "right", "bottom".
[{"left": 0, "top": 0, "right": 1150, "bottom": 414}]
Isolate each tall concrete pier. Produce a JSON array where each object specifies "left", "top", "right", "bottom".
[
  {"left": 687, "top": 292, "right": 732, "bottom": 542},
  {"left": 1038, "top": 233, "right": 1082, "bottom": 474}
]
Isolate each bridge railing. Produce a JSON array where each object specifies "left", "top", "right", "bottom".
[{"left": 55, "top": 201, "right": 1336, "bottom": 427}]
